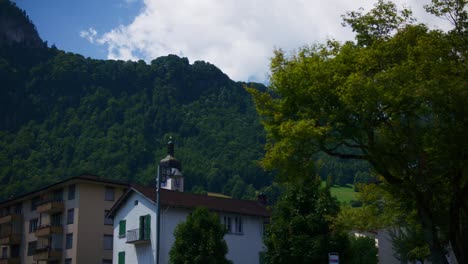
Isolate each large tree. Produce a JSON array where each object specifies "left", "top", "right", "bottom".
[
  {"left": 264, "top": 177, "right": 347, "bottom": 264},
  {"left": 248, "top": 1, "right": 467, "bottom": 263},
  {"left": 169, "top": 207, "right": 231, "bottom": 264}
]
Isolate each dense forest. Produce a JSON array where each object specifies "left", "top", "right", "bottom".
[{"left": 0, "top": 0, "right": 369, "bottom": 201}]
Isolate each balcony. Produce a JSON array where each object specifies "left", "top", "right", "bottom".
[
  {"left": 0, "top": 257, "right": 20, "bottom": 264},
  {"left": 33, "top": 248, "right": 62, "bottom": 262},
  {"left": 126, "top": 228, "right": 150, "bottom": 244},
  {"left": 0, "top": 214, "right": 22, "bottom": 225},
  {"left": 0, "top": 226, "right": 21, "bottom": 245},
  {"left": 35, "top": 225, "right": 63, "bottom": 237},
  {"left": 0, "top": 234, "right": 21, "bottom": 246},
  {"left": 36, "top": 200, "right": 64, "bottom": 214}
]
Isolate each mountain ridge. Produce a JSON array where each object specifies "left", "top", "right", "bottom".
[{"left": 0, "top": 0, "right": 272, "bottom": 201}]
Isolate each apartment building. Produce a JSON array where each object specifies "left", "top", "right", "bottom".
[{"left": 0, "top": 174, "right": 128, "bottom": 264}]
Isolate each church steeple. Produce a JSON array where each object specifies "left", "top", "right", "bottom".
[{"left": 159, "top": 137, "right": 184, "bottom": 192}]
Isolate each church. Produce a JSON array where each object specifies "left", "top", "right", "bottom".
[{"left": 107, "top": 140, "right": 269, "bottom": 264}]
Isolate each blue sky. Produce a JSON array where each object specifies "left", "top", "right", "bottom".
[
  {"left": 12, "top": 0, "right": 450, "bottom": 82},
  {"left": 13, "top": 0, "right": 143, "bottom": 60}
]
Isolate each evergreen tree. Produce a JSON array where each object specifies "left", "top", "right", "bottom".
[
  {"left": 347, "top": 236, "right": 378, "bottom": 264},
  {"left": 169, "top": 207, "right": 231, "bottom": 264},
  {"left": 264, "top": 177, "right": 347, "bottom": 264}
]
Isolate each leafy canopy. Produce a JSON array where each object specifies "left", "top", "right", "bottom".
[
  {"left": 263, "top": 178, "right": 345, "bottom": 264},
  {"left": 248, "top": 0, "right": 467, "bottom": 263},
  {"left": 169, "top": 207, "right": 231, "bottom": 264}
]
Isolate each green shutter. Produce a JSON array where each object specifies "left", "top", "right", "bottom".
[
  {"left": 144, "top": 214, "right": 151, "bottom": 240},
  {"left": 139, "top": 215, "right": 144, "bottom": 239},
  {"left": 119, "top": 220, "right": 126, "bottom": 237},
  {"left": 118, "top": 251, "right": 125, "bottom": 264}
]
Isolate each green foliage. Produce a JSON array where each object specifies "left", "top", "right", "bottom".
[
  {"left": 264, "top": 178, "right": 347, "bottom": 264},
  {"left": 316, "top": 153, "right": 373, "bottom": 186},
  {"left": 389, "top": 226, "right": 430, "bottom": 263},
  {"left": 342, "top": 0, "right": 414, "bottom": 46},
  {"left": 249, "top": 1, "right": 467, "bottom": 263},
  {"left": 169, "top": 207, "right": 231, "bottom": 264},
  {"left": 0, "top": 2, "right": 275, "bottom": 201},
  {"left": 222, "top": 175, "right": 256, "bottom": 200},
  {"left": 329, "top": 184, "right": 356, "bottom": 205},
  {"left": 347, "top": 236, "right": 378, "bottom": 264}
]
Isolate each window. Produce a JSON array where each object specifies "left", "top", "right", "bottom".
[
  {"left": 223, "top": 216, "right": 232, "bottom": 233},
  {"left": 1, "top": 247, "right": 7, "bottom": 258},
  {"left": 27, "top": 241, "right": 37, "bottom": 256},
  {"left": 175, "top": 178, "right": 181, "bottom": 188},
  {"left": 67, "top": 209, "right": 74, "bottom": 224},
  {"left": 102, "top": 259, "right": 112, "bottom": 264},
  {"left": 29, "top": 218, "right": 38, "bottom": 233},
  {"left": 66, "top": 233, "right": 73, "bottom": 249},
  {"left": 139, "top": 215, "right": 151, "bottom": 240},
  {"left": 118, "top": 251, "right": 125, "bottom": 264},
  {"left": 103, "top": 235, "right": 113, "bottom": 250},
  {"left": 68, "top": 185, "right": 76, "bottom": 200},
  {"left": 65, "top": 258, "right": 72, "bottom": 264},
  {"left": 234, "top": 216, "right": 243, "bottom": 234},
  {"left": 119, "top": 220, "right": 126, "bottom": 238},
  {"left": 104, "top": 210, "right": 113, "bottom": 225},
  {"left": 105, "top": 187, "right": 114, "bottom": 201},
  {"left": 51, "top": 213, "right": 62, "bottom": 226},
  {"left": 31, "top": 196, "right": 40, "bottom": 211},
  {"left": 134, "top": 200, "right": 139, "bottom": 206}
]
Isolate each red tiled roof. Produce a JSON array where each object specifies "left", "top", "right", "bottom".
[{"left": 131, "top": 185, "right": 269, "bottom": 217}]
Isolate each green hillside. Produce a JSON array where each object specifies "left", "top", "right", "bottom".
[
  {"left": 0, "top": 0, "right": 372, "bottom": 202},
  {"left": 0, "top": 0, "right": 273, "bottom": 201},
  {"left": 330, "top": 184, "right": 356, "bottom": 204}
]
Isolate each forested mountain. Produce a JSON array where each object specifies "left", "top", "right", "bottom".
[
  {"left": 0, "top": 0, "right": 274, "bottom": 201},
  {"left": 0, "top": 0, "right": 369, "bottom": 202}
]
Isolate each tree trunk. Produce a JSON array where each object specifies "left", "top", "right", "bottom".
[
  {"left": 416, "top": 193, "right": 449, "bottom": 264},
  {"left": 448, "top": 190, "right": 467, "bottom": 264}
]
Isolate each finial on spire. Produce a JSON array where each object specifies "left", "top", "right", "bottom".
[{"left": 167, "top": 136, "right": 174, "bottom": 156}]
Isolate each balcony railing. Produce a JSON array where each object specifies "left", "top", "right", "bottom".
[
  {"left": 36, "top": 200, "right": 64, "bottom": 214},
  {"left": 0, "top": 226, "right": 21, "bottom": 245},
  {"left": 0, "top": 214, "right": 22, "bottom": 225},
  {"left": 35, "top": 224, "right": 63, "bottom": 237},
  {"left": 0, "top": 234, "right": 21, "bottom": 246},
  {"left": 126, "top": 228, "right": 150, "bottom": 244},
  {"left": 33, "top": 247, "right": 62, "bottom": 261},
  {"left": 0, "top": 256, "right": 20, "bottom": 264}
]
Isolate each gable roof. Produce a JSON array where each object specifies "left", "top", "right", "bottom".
[{"left": 108, "top": 185, "right": 269, "bottom": 218}]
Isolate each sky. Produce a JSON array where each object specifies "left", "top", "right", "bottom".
[{"left": 13, "top": 0, "right": 451, "bottom": 83}]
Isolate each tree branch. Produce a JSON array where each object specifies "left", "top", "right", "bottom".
[{"left": 321, "top": 147, "right": 369, "bottom": 160}]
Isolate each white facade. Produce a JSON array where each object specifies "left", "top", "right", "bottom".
[{"left": 112, "top": 191, "right": 266, "bottom": 264}]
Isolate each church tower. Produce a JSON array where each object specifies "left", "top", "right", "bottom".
[{"left": 159, "top": 138, "right": 184, "bottom": 192}]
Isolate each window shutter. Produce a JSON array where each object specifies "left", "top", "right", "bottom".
[
  {"left": 144, "top": 214, "right": 151, "bottom": 240},
  {"left": 118, "top": 251, "right": 125, "bottom": 264},
  {"left": 119, "top": 220, "right": 126, "bottom": 237},
  {"left": 139, "top": 215, "right": 144, "bottom": 239}
]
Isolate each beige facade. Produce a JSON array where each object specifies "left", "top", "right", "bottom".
[{"left": 0, "top": 174, "right": 127, "bottom": 264}]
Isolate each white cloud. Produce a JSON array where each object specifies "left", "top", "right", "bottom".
[
  {"left": 85, "top": 0, "right": 451, "bottom": 82},
  {"left": 79, "top": 27, "right": 98, "bottom": 44}
]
